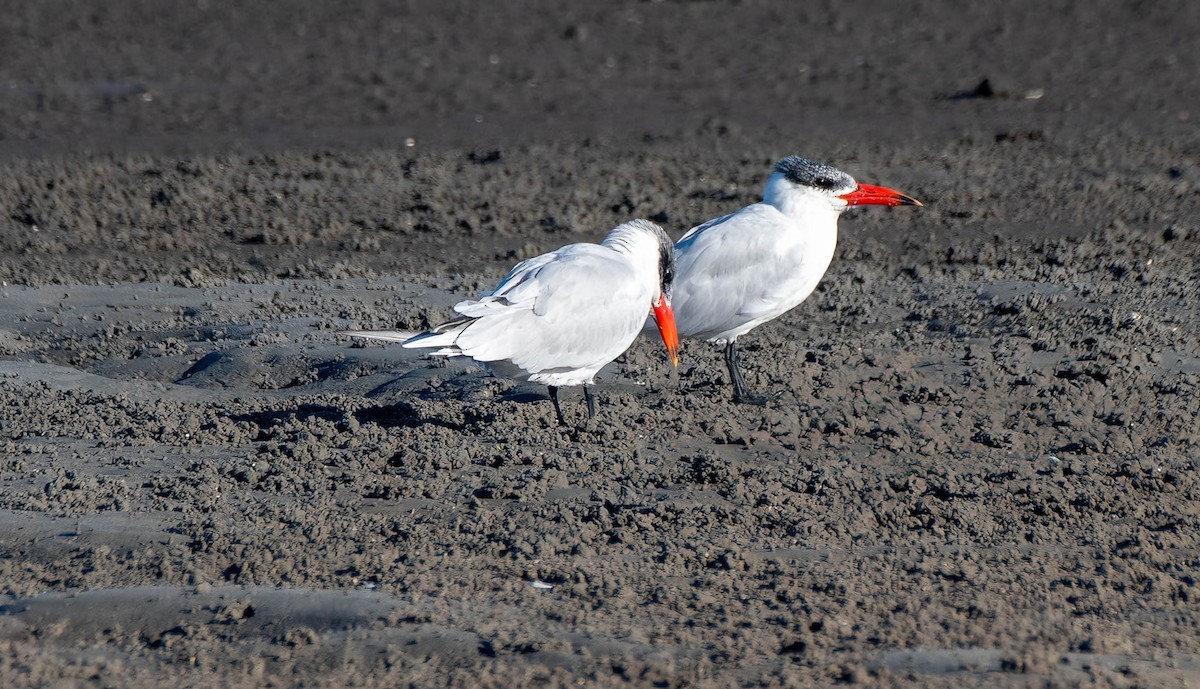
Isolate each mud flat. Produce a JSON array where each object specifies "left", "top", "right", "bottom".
[{"left": 1, "top": 2, "right": 1198, "bottom": 687}]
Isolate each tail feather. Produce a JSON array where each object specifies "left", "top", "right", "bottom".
[{"left": 342, "top": 317, "right": 476, "bottom": 358}]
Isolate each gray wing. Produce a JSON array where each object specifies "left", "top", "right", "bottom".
[
  {"left": 452, "top": 245, "right": 652, "bottom": 376},
  {"left": 672, "top": 204, "right": 821, "bottom": 340}
]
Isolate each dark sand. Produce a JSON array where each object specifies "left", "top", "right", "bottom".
[{"left": 1, "top": 1, "right": 1199, "bottom": 687}]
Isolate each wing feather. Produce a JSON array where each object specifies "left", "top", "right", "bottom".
[
  {"left": 673, "top": 204, "right": 826, "bottom": 341},
  {"left": 399, "top": 243, "right": 653, "bottom": 385}
]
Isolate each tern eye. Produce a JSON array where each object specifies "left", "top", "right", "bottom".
[
  {"left": 813, "top": 177, "right": 836, "bottom": 190},
  {"left": 659, "top": 247, "right": 675, "bottom": 286}
]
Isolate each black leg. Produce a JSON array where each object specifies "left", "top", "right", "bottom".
[
  {"left": 548, "top": 385, "right": 568, "bottom": 426},
  {"left": 724, "top": 341, "right": 745, "bottom": 396},
  {"left": 725, "top": 340, "right": 769, "bottom": 406},
  {"left": 583, "top": 385, "right": 596, "bottom": 419}
]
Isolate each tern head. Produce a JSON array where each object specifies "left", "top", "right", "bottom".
[
  {"left": 603, "top": 219, "right": 679, "bottom": 367},
  {"left": 653, "top": 229, "right": 679, "bottom": 367},
  {"left": 765, "top": 156, "right": 922, "bottom": 215}
]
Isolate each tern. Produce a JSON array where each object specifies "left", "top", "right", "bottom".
[
  {"left": 345, "top": 219, "right": 680, "bottom": 426},
  {"left": 671, "top": 156, "right": 921, "bottom": 404}
]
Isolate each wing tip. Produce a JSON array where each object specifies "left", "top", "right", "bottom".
[{"left": 340, "top": 329, "right": 421, "bottom": 344}]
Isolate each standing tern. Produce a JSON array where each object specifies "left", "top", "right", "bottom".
[
  {"left": 672, "top": 156, "right": 921, "bottom": 404},
  {"left": 344, "top": 219, "right": 680, "bottom": 426}
]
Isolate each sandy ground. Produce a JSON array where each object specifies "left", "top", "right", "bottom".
[{"left": 1, "top": 1, "right": 1199, "bottom": 687}]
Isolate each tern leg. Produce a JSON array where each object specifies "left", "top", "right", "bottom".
[
  {"left": 583, "top": 385, "right": 596, "bottom": 419},
  {"left": 725, "top": 340, "right": 769, "bottom": 406},
  {"left": 547, "top": 386, "right": 568, "bottom": 427}
]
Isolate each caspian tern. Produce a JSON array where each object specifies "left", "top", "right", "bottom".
[
  {"left": 671, "top": 156, "right": 921, "bottom": 404},
  {"left": 344, "top": 219, "right": 680, "bottom": 426}
]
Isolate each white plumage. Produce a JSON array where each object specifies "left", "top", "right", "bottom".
[
  {"left": 671, "top": 156, "right": 920, "bottom": 403},
  {"left": 673, "top": 197, "right": 840, "bottom": 343},
  {"left": 345, "top": 219, "right": 679, "bottom": 425}
]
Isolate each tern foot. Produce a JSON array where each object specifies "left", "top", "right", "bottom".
[{"left": 733, "top": 391, "right": 772, "bottom": 406}]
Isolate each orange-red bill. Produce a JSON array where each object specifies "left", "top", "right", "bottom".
[
  {"left": 838, "top": 183, "right": 922, "bottom": 207},
  {"left": 652, "top": 297, "right": 679, "bottom": 367}
]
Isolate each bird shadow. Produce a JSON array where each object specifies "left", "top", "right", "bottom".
[
  {"left": 226, "top": 404, "right": 348, "bottom": 436},
  {"left": 227, "top": 400, "right": 462, "bottom": 436},
  {"left": 497, "top": 389, "right": 547, "bottom": 404},
  {"left": 353, "top": 401, "right": 463, "bottom": 430}
]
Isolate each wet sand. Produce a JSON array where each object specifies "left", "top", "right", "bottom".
[{"left": 1, "top": 2, "right": 1199, "bottom": 687}]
